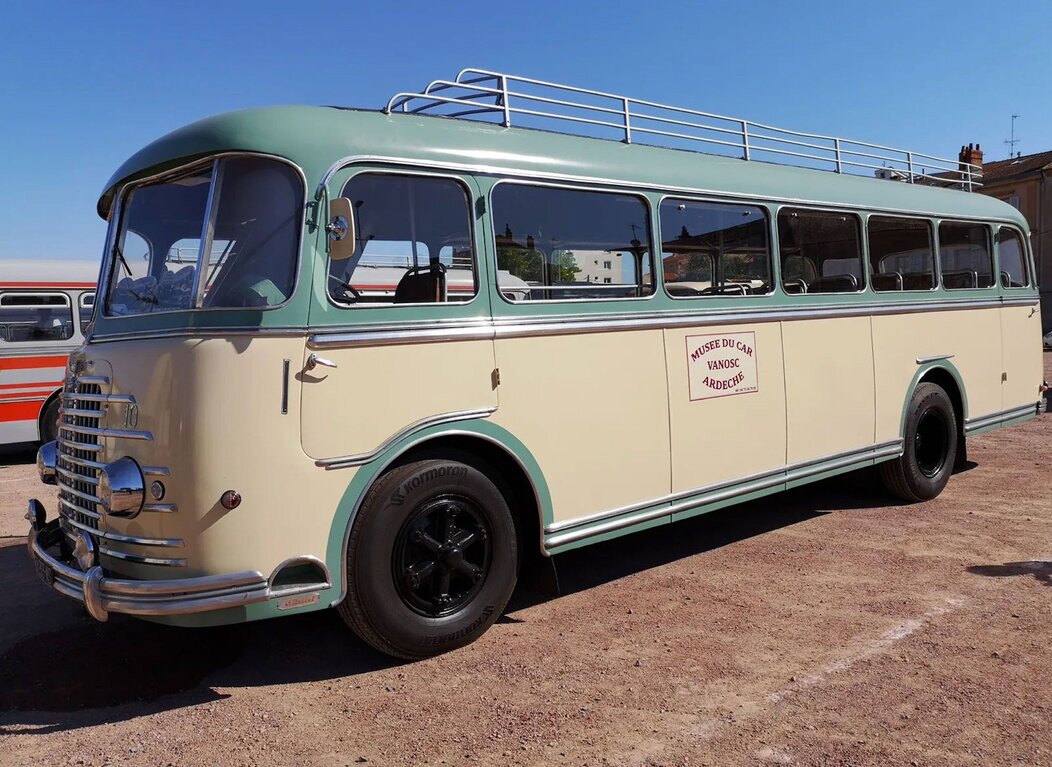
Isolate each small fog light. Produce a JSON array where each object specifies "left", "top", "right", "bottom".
[
  {"left": 150, "top": 481, "right": 166, "bottom": 501},
  {"left": 220, "top": 490, "right": 241, "bottom": 510},
  {"left": 73, "top": 531, "right": 96, "bottom": 571}
]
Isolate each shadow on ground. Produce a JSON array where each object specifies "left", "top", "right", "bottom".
[
  {"left": 967, "top": 560, "right": 1052, "bottom": 586},
  {"left": 0, "top": 468, "right": 895, "bottom": 732},
  {"left": 0, "top": 442, "right": 36, "bottom": 468}
]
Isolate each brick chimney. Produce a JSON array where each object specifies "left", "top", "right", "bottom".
[{"left": 959, "top": 143, "right": 984, "bottom": 172}]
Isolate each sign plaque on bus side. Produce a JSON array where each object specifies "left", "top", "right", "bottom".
[{"left": 685, "top": 331, "right": 759, "bottom": 401}]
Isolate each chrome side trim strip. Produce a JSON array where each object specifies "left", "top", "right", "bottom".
[
  {"left": 62, "top": 392, "right": 135, "bottom": 404},
  {"left": 964, "top": 403, "right": 1039, "bottom": 433},
  {"left": 56, "top": 466, "right": 98, "bottom": 486},
  {"left": 308, "top": 321, "right": 495, "bottom": 350},
  {"left": 59, "top": 496, "right": 101, "bottom": 520},
  {"left": 59, "top": 423, "right": 154, "bottom": 441},
  {"left": 0, "top": 395, "right": 48, "bottom": 404},
  {"left": 916, "top": 354, "right": 954, "bottom": 365},
  {"left": 306, "top": 297, "right": 1026, "bottom": 350},
  {"left": 100, "top": 547, "right": 187, "bottom": 567},
  {"left": 544, "top": 440, "right": 903, "bottom": 547},
  {"left": 59, "top": 407, "right": 104, "bottom": 420},
  {"left": 143, "top": 466, "right": 170, "bottom": 476},
  {"left": 316, "top": 407, "right": 499, "bottom": 470},
  {"left": 60, "top": 453, "right": 106, "bottom": 471},
  {"left": 62, "top": 515, "right": 183, "bottom": 548},
  {"left": 60, "top": 438, "right": 102, "bottom": 453},
  {"left": 143, "top": 503, "right": 178, "bottom": 513}
]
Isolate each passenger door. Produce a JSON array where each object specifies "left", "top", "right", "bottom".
[
  {"left": 300, "top": 168, "right": 497, "bottom": 462},
  {"left": 998, "top": 226, "right": 1044, "bottom": 412}
]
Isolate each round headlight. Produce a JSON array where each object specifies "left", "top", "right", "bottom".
[
  {"left": 37, "top": 441, "right": 58, "bottom": 485},
  {"left": 98, "top": 457, "right": 145, "bottom": 518}
]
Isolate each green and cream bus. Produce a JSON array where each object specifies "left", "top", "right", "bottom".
[{"left": 28, "top": 70, "right": 1047, "bottom": 658}]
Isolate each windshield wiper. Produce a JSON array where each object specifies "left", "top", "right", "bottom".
[{"left": 113, "top": 242, "right": 132, "bottom": 278}]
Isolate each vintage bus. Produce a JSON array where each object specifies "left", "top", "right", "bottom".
[
  {"left": 27, "top": 70, "right": 1046, "bottom": 659},
  {"left": 1, "top": 259, "right": 97, "bottom": 445}
]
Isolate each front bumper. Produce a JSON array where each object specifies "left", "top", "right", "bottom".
[{"left": 27, "top": 504, "right": 272, "bottom": 622}]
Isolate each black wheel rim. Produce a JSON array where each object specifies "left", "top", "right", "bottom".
[
  {"left": 915, "top": 408, "right": 950, "bottom": 478},
  {"left": 393, "top": 494, "right": 492, "bottom": 618}
]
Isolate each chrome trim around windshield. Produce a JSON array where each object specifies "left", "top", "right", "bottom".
[{"left": 315, "top": 407, "right": 498, "bottom": 470}]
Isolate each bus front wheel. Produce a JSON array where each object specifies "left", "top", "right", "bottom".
[
  {"left": 40, "top": 397, "right": 61, "bottom": 444},
  {"left": 338, "top": 458, "right": 518, "bottom": 659},
  {"left": 880, "top": 382, "right": 958, "bottom": 502}
]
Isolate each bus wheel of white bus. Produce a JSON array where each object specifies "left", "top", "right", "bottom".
[
  {"left": 40, "top": 397, "right": 61, "bottom": 444},
  {"left": 338, "top": 459, "right": 519, "bottom": 659},
  {"left": 880, "top": 382, "right": 958, "bottom": 502}
]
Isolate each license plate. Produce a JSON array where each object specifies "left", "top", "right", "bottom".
[{"left": 34, "top": 557, "right": 56, "bottom": 588}]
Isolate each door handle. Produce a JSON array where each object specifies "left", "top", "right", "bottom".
[{"left": 305, "top": 353, "right": 338, "bottom": 371}]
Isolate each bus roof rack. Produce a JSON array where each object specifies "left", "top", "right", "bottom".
[{"left": 385, "top": 68, "right": 982, "bottom": 191}]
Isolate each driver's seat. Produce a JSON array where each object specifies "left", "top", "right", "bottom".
[{"left": 394, "top": 263, "right": 446, "bottom": 303}]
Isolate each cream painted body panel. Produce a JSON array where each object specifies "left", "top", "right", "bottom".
[
  {"left": 64, "top": 337, "right": 352, "bottom": 580},
  {"left": 664, "top": 323, "right": 786, "bottom": 493},
  {"left": 300, "top": 340, "right": 497, "bottom": 460},
  {"left": 1001, "top": 304, "right": 1043, "bottom": 410},
  {"left": 782, "top": 317, "right": 875, "bottom": 462},
  {"left": 872, "top": 308, "right": 1002, "bottom": 440},
  {"left": 490, "top": 330, "right": 670, "bottom": 524}
]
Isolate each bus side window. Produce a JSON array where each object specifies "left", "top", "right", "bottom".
[
  {"left": 491, "top": 183, "right": 654, "bottom": 302},
  {"left": 660, "top": 199, "right": 772, "bottom": 298},
  {"left": 777, "top": 209, "right": 864, "bottom": 294},
  {"left": 997, "top": 227, "right": 1029, "bottom": 289},
  {"left": 327, "top": 173, "right": 477, "bottom": 306},
  {"left": 939, "top": 222, "right": 993, "bottom": 290},
  {"left": 79, "top": 292, "right": 96, "bottom": 329},
  {"left": 0, "top": 293, "right": 74, "bottom": 343},
  {"left": 868, "top": 216, "right": 935, "bottom": 292}
]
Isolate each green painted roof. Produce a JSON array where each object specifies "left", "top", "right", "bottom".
[{"left": 99, "top": 105, "right": 1027, "bottom": 232}]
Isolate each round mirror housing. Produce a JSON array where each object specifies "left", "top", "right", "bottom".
[{"left": 98, "top": 457, "right": 145, "bottom": 517}]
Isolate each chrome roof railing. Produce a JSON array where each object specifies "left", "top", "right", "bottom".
[{"left": 385, "top": 68, "right": 981, "bottom": 191}]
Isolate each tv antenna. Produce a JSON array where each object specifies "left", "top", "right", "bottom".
[{"left": 1004, "top": 114, "right": 1021, "bottom": 157}]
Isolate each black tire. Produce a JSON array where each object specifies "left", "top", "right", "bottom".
[
  {"left": 880, "top": 382, "right": 958, "bottom": 502},
  {"left": 39, "top": 397, "right": 61, "bottom": 444},
  {"left": 337, "top": 459, "right": 518, "bottom": 659}
]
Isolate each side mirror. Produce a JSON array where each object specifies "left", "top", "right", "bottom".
[{"left": 326, "top": 197, "right": 356, "bottom": 261}]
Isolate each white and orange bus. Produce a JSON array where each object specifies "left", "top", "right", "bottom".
[{"left": 0, "top": 259, "right": 98, "bottom": 445}]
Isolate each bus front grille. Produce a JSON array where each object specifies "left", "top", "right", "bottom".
[{"left": 55, "top": 376, "right": 107, "bottom": 548}]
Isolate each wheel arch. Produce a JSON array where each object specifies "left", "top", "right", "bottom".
[
  {"left": 37, "top": 389, "right": 63, "bottom": 442},
  {"left": 326, "top": 420, "right": 553, "bottom": 606},
  {"left": 900, "top": 361, "right": 968, "bottom": 464}
]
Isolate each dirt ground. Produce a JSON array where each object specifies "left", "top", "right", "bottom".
[{"left": 1, "top": 357, "right": 1049, "bottom": 767}]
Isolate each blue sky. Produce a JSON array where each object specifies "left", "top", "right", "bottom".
[{"left": 1, "top": 0, "right": 1049, "bottom": 264}]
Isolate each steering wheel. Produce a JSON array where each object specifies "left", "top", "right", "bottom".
[{"left": 328, "top": 273, "right": 362, "bottom": 302}]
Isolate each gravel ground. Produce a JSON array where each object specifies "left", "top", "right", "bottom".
[{"left": 0, "top": 355, "right": 1049, "bottom": 767}]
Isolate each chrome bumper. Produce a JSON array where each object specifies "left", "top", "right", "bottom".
[{"left": 27, "top": 501, "right": 272, "bottom": 622}]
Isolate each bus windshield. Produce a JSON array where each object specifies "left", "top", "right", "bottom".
[{"left": 104, "top": 156, "right": 303, "bottom": 316}]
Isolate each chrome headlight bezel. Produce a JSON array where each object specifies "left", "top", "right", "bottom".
[
  {"left": 36, "top": 441, "right": 57, "bottom": 485},
  {"left": 98, "top": 457, "right": 145, "bottom": 518}
]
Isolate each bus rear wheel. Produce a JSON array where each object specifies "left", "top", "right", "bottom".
[
  {"left": 880, "top": 382, "right": 958, "bottom": 502},
  {"left": 337, "top": 459, "right": 518, "bottom": 660}
]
